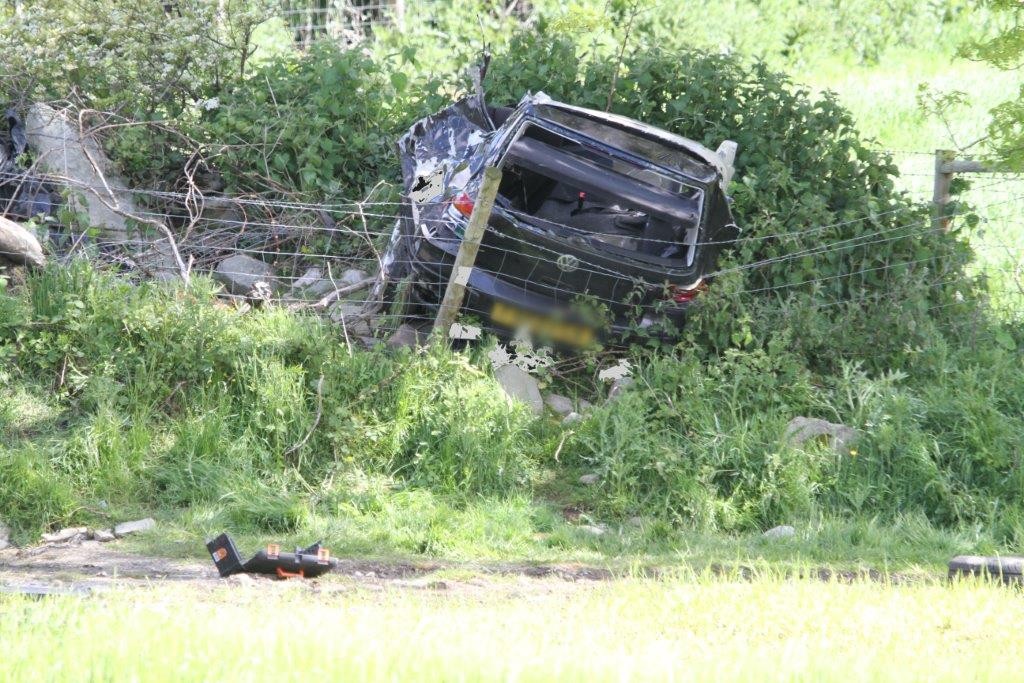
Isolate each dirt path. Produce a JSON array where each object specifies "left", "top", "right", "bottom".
[
  {"left": 0, "top": 540, "right": 614, "bottom": 597},
  {"left": 1, "top": 538, "right": 936, "bottom": 598}
]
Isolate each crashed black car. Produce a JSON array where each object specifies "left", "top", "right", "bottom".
[{"left": 374, "top": 90, "right": 739, "bottom": 345}]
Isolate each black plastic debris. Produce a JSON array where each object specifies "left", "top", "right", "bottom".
[
  {"left": 948, "top": 555, "right": 1023, "bottom": 584},
  {"left": 0, "top": 109, "right": 57, "bottom": 220},
  {"left": 206, "top": 533, "right": 338, "bottom": 580}
]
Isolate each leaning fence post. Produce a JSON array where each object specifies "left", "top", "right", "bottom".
[
  {"left": 433, "top": 166, "right": 503, "bottom": 340},
  {"left": 933, "top": 149, "right": 954, "bottom": 232}
]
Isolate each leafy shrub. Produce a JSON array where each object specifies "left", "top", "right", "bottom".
[
  {"left": 197, "top": 43, "right": 445, "bottom": 197},
  {"left": 484, "top": 31, "right": 976, "bottom": 370},
  {"left": 567, "top": 340, "right": 1024, "bottom": 537}
]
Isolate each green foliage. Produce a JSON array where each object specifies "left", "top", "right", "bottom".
[
  {"left": 196, "top": 43, "right": 444, "bottom": 197},
  {"left": 0, "top": 0, "right": 273, "bottom": 115},
  {"left": 484, "top": 31, "right": 975, "bottom": 366},
  {"left": 957, "top": 1, "right": 1024, "bottom": 167},
  {"left": 0, "top": 0, "right": 1020, "bottom": 561},
  {"left": 0, "top": 265, "right": 547, "bottom": 538},
  {"left": 566, "top": 339, "right": 1024, "bottom": 539}
]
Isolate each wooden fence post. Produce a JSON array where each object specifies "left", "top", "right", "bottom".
[
  {"left": 933, "top": 149, "right": 954, "bottom": 232},
  {"left": 433, "top": 166, "right": 503, "bottom": 340}
]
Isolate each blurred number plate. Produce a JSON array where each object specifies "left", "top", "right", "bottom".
[{"left": 490, "top": 301, "right": 594, "bottom": 347}]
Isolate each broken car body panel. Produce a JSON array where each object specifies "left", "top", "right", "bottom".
[{"left": 377, "top": 91, "right": 740, "bottom": 343}]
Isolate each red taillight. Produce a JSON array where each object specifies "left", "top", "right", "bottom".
[
  {"left": 666, "top": 282, "right": 707, "bottom": 304},
  {"left": 453, "top": 192, "right": 474, "bottom": 217}
]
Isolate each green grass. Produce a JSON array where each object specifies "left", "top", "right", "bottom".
[
  {"left": 2, "top": 575, "right": 1022, "bottom": 681},
  {"left": 796, "top": 47, "right": 1018, "bottom": 154},
  {"left": 794, "top": 46, "right": 1024, "bottom": 311},
  {"left": 3, "top": 259, "right": 1022, "bottom": 570}
]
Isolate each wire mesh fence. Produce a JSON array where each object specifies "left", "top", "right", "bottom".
[{"left": 3, "top": 146, "right": 1022, "bottom": 354}]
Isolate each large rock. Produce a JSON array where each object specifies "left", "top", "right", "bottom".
[
  {"left": 113, "top": 517, "right": 156, "bottom": 538},
  {"left": 214, "top": 254, "right": 277, "bottom": 295},
  {"left": 330, "top": 302, "right": 371, "bottom": 337},
  {"left": 785, "top": 417, "right": 859, "bottom": 454},
  {"left": 386, "top": 323, "right": 430, "bottom": 350},
  {"left": 0, "top": 522, "right": 10, "bottom": 551},
  {"left": 0, "top": 216, "right": 45, "bottom": 267},
  {"left": 544, "top": 393, "right": 574, "bottom": 417},
  {"left": 290, "top": 267, "right": 334, "bottom": 297},
  {"left": 42, "top": 526, "right": 88, "bottom": 544},
  {"left": 339, "top": 268, "right": 369, "bottom": 287},
  {"left": 24, "top": 104, "right": 178, "bottom": 276},
  {"left": 608, "top": 376, "right": 634, "bottom": 400},
  {"left": 763, "top": 525, "right": 796, "bottom": 540},
  {"left": 495, "top": 364, "right": 543, "bottom": 415},
  {"left": 949, "top": 555, "right": 1024, "bottom": 583},
  {"left": 25, "top": 104, "right": 136, "bottom": 239}
]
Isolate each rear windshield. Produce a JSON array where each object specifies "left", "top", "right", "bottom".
[
  {"left": 496, "top": 123, "right": 705, "bottom": 265},
  {"left": 534, "top": 105, "right": 717, "bottom": 183}
]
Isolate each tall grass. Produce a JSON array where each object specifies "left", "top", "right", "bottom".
[{"left": 1, "top": 261, "right": 1021, "bottom": 564}]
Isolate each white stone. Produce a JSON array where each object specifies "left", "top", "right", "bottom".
[
  {"left": 580, "top": 524, "right": 605, "bottom": 536},
  {"left": 494, "top": 364, "right": 543, "bottom": 415},
  {"left": 449, "top": 323, "right": 481, "bottom": 340},
  {"left": 214, "top": 254, "right": 276, "bottom": 295},
  {"left": 226, "top": 573, "right": 255, "bottom": 586},
  {"left": 339, "top": 269, "right": 369, "bottom": 287},
  {"left": 25, "top": 104, "right": 134, "bottom": 238},
  {"left": 291, "top": 267, "right": 323, "bottom": 289},
  {"left": 0, "top": 522, "right": 9, "bottom": 550},
  {"left": 608, "top": 376, "right": 634, "bottom": 400},
  {"left": 113, "top": 518, "right": 156, "bottom": 538},
  {"left": 0, "top": 217, "right": 45, "bottom": 267},
  {"left": 42, "top": 526, "right": 88, "bottom": 543},
  {"left": 578, "top": 473, "right": 600, "bottom": 486},
  {"left": 92, "top": 528, "right": 116, "bottom": 542},
  {"left": 387, "top": 323, "right": 424, "bottom": 350},
  {"left": 562, "top": 412, "right": 583, "bottom": 425},
  {"left": 785, "top": 417, "right": 859, "bottom": 454},
  {"left": 763, "top": 525, "right": 796, "bottom": 540},
  {"left": 544, "top": 394, "right": 574, "bottom": 416},
  {"left": 599, "top": 359, "right": 632, "bottom": 382}
]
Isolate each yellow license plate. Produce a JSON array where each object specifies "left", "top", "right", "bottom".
[{"left": 491, "top": 301, "right": 595, "bottom": 347}]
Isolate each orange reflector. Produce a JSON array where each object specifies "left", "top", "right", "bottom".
[{"left": 453, "top": 192, "right": 474, "bottom": 217}]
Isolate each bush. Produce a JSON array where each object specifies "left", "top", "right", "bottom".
[
  {"left": 482, "top": 31, "right": 977, "bottom": 371},
  {"left": 197, "top": 43, "right": 445, "bottom": 198}
]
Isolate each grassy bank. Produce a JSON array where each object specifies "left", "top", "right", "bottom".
[
  {"left": 1, "top": 263, "right": 1021, "bottom": 571},
  {"left": 2, "top": 575, "right": 1022, "bottom": 681},
  {"left": 1, "top": 0, "right": 1021, "bottom": 573}
]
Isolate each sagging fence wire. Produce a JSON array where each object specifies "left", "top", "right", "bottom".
[
  {"left": 6, "top": 171, "right": 1017, "bottom": 269},
  {"left": 3, "top": 144, "right": 1021, "bottom": 348}
]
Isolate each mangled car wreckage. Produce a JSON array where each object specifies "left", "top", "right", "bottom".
[{"left": 374, "top": 89, "right": 739, "bottom": 345}]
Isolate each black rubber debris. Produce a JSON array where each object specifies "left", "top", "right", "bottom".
[{"left": 207, "top": 533, "right": 338, "bottom": 580}]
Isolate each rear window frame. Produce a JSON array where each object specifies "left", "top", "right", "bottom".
[{"left": 496, "top": 116, "right": 709, "bottom": 227}]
